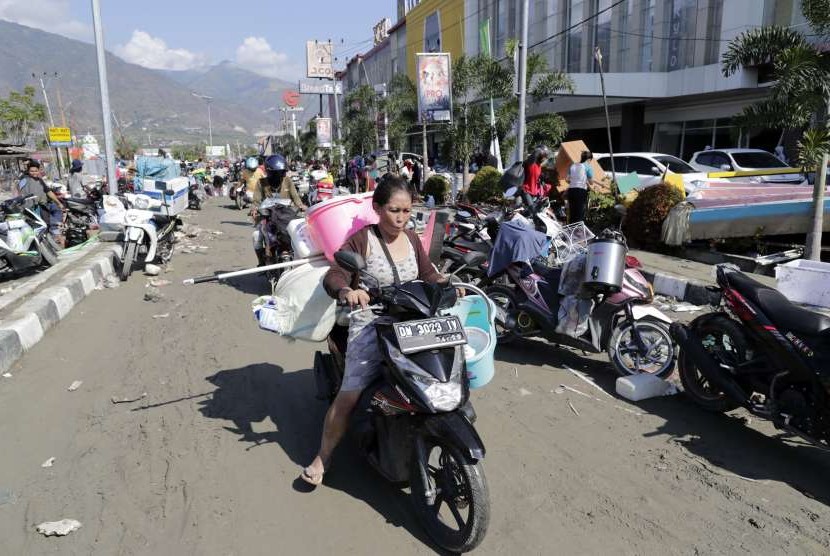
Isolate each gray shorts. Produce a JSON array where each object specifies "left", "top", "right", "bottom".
[{"left": 341, "top": 322, "right": 385, "bottom": 392}]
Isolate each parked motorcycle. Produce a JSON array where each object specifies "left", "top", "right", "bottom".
[
  {"left": 119, "top": 191, "right": 180, "bottom": 281},
  {"left": 63, "top": 195, "right": 101, "bottom": 247},
  {"left": 671, "top": 264, "right": 830, "bottom": 448},
  {"left": 0, "top": 195, "right": 59, "bottom": 277},
  {"left": 313, "top": 250, "right": 490, "bottom": 552},
  {"left": 486, "top": 228, "right": 676, "bottom": 378}
]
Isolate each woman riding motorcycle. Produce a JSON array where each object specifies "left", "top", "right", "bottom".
[{"left": 301, "top": 174, "right": 450, "bottom": 486}]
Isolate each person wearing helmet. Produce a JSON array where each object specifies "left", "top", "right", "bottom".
[
  {"left": 520, "top": 145, "right": 552, "bottom": 206},
  {"left": 258, "top": 154, "right": 305, "bottom": 211},
  {"left": 243, "top": 156, "right": 265, "bottom": 202}
]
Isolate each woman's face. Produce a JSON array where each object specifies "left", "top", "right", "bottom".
[{"left": 375, "top": 190, "right": 412, "bottom": 234}]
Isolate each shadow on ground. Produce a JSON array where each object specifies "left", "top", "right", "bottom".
[
  {"left": 198, "top": 363, "right": 450, "bottom": 553},
  {"left": 496, "top": 337, "right": 830, "bottom": 507}
]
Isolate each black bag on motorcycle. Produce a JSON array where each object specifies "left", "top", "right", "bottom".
[{"left": 267, "top": 204, "right": 299, "bottom": 249}]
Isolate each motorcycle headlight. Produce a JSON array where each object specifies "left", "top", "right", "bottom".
[
  {"left": 134, "top": 197, "right": 150, "bottom": 210},
  {"left": 387, "top": 343, "right": 463, "bottom": 412}
]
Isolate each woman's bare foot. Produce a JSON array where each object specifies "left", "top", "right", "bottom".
[{"left": 300, "top": 456, "right": 327, "bottom": 486}]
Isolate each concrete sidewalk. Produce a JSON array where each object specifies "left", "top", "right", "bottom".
[
  {"left": 0, "top": 242, "right": 122, "bottom": 373},
  {"left": 630, "top": 249, "right": 777, "bottom": 305}
]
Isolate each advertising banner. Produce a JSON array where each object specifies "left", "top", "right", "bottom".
[
  {"left": 306, "top": 41, "right": 334, "bottom": 79},
  {"left": 205, "top": 145, "right": 227, "bottom": 157},
  {"left": 416, "top": 53, "right": 452, "bottom": 123},
  {"left": 299, "top": 80, "right": 343, "bottom": 95},
  {"left": 316, "top": 118, "right": 333, "bottom": 148}
]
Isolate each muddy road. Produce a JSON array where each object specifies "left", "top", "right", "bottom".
[{"left": 1, "top": 199, "right": 829, "bottom": 554}]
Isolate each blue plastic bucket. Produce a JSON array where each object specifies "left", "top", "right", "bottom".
[{"left": 444, "top": 295, "right": 497, "bottom": 389}]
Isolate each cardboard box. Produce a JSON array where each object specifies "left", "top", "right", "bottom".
[{"left": 554, "top": 140, "right": 606, "bottom": 183}]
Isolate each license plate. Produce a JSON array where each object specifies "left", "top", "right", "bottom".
[{"left": 394, "top": 316, "right": 467, "bottom": 354}]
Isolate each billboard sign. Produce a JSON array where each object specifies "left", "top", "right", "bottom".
[
  {"left": 205, "top": 145, "right": 226, "bottom": 157},
  {"left": 48, "top": 126, "right": 72, "bottom": 147},
  {"left": 416, "top": 53, "right": 452, "bottom": 123},
  {"left": 306, "top": 41, "right": 334, "bottom": 79},
  {"left": 282, "top": 90, "right": 300, "bottom": 107},
  {"left": 316, "top": 118, "right": 333, "bottom": 148},
  {"left": 299, "top": 80, "right": 343, "bottom": 95}
]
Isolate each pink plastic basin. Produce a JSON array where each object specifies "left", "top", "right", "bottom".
[{"left": 306, "top": 193, "right": 379, "bottom": 261}]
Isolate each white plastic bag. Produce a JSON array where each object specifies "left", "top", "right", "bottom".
[{"left": 251, "top": 261, "right": 335, "bottom": 341}]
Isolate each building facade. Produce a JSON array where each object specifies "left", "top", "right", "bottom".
[{"left": 464, "top": 0, "right": 810, "bottom": 159}]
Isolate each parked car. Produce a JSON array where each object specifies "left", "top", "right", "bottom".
[
  {"left": 688, "top": 148, "right": 806, "bottom": 185},
  {"left": 596, "top": 152, "right": 709, "bottom": 194}
]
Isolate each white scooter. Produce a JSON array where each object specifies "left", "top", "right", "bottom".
[
  {"left": 0, "top": 195, "right": 60, "bottom": 277},
  {"left": 119, "top": 191, "right": 180, "bottom": 281}
]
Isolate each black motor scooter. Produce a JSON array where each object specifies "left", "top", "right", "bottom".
[{"left": 313, "top": 251, "right": 490, "bottom": 553}]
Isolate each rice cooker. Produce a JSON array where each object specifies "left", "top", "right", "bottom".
[{"left": 584, "top": 230, "right": 627, "bottom": 292}]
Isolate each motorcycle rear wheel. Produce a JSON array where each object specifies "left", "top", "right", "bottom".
[
  {"left": 608, "top": 317, "right": 676, "bottom": 378},
  {"left": 235, "top": 192, "right": 244, "bottom": 210},
  {"left": 679, "top": 315, "right": 744, "bottom": 413},
  {"left": 410, "top": 436, "right": 489, "bottom": 553},
  {"left": 484, "top": 285, "right": 521, "bottom": 345}
]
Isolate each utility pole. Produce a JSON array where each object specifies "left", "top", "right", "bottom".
[
  {"left": 34, "top": 72, "right": 65, "bottom": 176},
  {"left": 806, "top": 99, "right": 829, "bottom": 260},
  {"left": 91, "top": 0, "right": 118, "bottom": 195},
  {"left": 515, "top": 0, "right": 530, "bottom": 163},
  {"left": 594, "top": 47, "right": 617, "bottom": 194},
  {"left": 421, "top": 114, "right": 428, "bottom": 192},
  {"left": 192, "top": 92, "right": 214, "bottom": 154}
]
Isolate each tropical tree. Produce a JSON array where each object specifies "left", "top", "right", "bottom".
[
  {"left": 722, "top": 0, "right": 830, "bottom": 259},
  {"left": 0, "top": 86, "right": 47, "bottom": 145},
  {"left": 384, "top": 73, "right": 418, "bottom": 152},
  {"left": 342, "top": 85, "right": 378, "bottom": 156},
  {"left": 299, "top": 120, "right": 317, "bottom": 159},
  {"left": 480, "top": 40, "right": 575, "bottom": 165}
]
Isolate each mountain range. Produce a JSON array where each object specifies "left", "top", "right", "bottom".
[{"left": 0, "top": 19, "right": 311, "bottom": 147}]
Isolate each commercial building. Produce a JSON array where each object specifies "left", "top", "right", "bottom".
[
  {"left": 464, "top": 0, "right": 808, "bottom": 160},
  {"left": 343, "top": 0, "right": 805, "bottom": 161}
]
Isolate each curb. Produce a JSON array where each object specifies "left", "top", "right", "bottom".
[
  {"left": 0, "top": 245, "right": 121, "bottom": 374},
  {"left": 641, "top": 270, "right": 719, "bottom": 306}
]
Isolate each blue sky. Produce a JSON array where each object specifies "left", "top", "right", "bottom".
[{"left": 0, "top": 0, "right": 395, "bottom": 79}]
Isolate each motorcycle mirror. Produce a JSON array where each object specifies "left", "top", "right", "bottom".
[{"left": 334, "top": 250, "right": 367, "bottom": 273}]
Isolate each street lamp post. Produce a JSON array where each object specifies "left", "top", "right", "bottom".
[
  {"left": 594, "top": 47, "right": 617, "bottom": 194},
  {"left": 90, "top": 0, "right": 118, "bottom": 195},
  {"left": 192, "top": 92, "right": 214, "bottom": 154},
  {"left": 515, "top": 0, "right": 529, "bottom": 163},
  {"left": 33, "top": 72, "right": 66, "bottom": 176}
]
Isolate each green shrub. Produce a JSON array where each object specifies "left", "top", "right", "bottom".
[
  {"left": 585, "top": 190, "right": 618, "bottom": 233},
  {"left": 622, "top": 184, "right": 684, "bottom": 248},
  {"left": 468, "top": 166, "right": 503, "bottom": 203},
  {"left": 423, "top": 175, "right": 450, "bottom": 204}
]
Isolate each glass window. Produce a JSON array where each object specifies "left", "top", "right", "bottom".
[
  {"left": 616, "top": 0, "right": 635, "bottom": 72},
  {"left": 597, "top": 157, "right": 613, "bottom": 171},
  {"left": 653, "top": 121, "right": 682, "bottom": 156},
  {"left": 639, "top": 0, "right": 655, "bottom": 71},
  {"left": 627, "top": 156, "right": 657, "bottom": 175},
  {"left": 567, "top": 0, "right": 584, "bottom": 73},
  {"left": 593, "top": 0, "right": 612, "bottom": 72},
  {"left": 694, "top": 152, "right": 713, "bottom": 166},
  {"left": 654, "top": 155, "right": 696, "bottom": 174},
  {"left": 704, "top": 0, "right": 724, "bottom": 65},
  {"left": 496, "top": 0, "right": 507, "bottom": 56},
  {"left": 424, "top": 11, "right": 441, "bottom": 52},
  {"left": 710, "top": 152, "right": 732, "bottom": 168},
  {"left": 731, "top": 152, "right": 787, "bottom": 168}
]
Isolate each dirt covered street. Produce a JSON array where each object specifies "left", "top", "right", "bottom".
[{"left": 1, "top": 199, "right": 829, "bottom": 554}]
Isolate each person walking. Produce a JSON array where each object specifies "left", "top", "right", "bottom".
[
  {"left": 566, "top": 150, "right": 603, "bottom": 224},
  {"left": 68, "top": 159, "right": 85, "bottom": 198}
]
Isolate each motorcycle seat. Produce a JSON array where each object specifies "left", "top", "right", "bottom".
[{"left": 726, "top": 271, "right": 830, "bottom": 336}]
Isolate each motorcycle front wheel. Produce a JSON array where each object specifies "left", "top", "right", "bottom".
[
  {"left": 40, "top": 237, "right": 60, "bottom": 266},
  {"left": 235, "top": 192, "right": 244, "bottom": 210},
  {"left": 410, "top": 436, "right": 489, "bottom": 553},
  {"left": 120, "top": 241, "right": 137, "bottom": 281},
  {"left": 608, "top": 317, "right": 676, "bottom": 378}
]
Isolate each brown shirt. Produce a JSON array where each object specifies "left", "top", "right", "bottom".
[{"left": 323, "top": 225, "right": 442, "bottom": 298}]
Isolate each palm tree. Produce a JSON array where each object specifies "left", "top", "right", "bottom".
[
  {"left": 722, "top": 0, "right": 830, "bottom": 259},
  {"left": 384, "top": 73, "right": 418, "bottom": 152}
]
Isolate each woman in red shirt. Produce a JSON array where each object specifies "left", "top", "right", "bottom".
[{"left": 521, "top": 146, "right": 552, "bottom": 206}]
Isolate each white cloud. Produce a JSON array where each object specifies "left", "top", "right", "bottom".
[
  {"left": 0, "top": 0, "right": 91, "bottom": 40},
  {"left": 235, "top": 36, "right": 301, "bottom": 80},
  {"left": 114, "top": 30, "right": 206, "bottom": 71}
]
